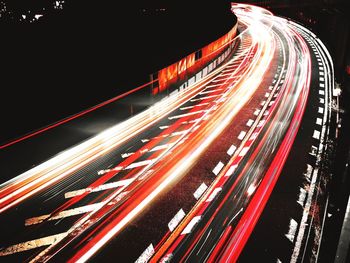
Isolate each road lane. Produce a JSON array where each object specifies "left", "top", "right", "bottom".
[
  {"left": 0, "top": 21, "right": 259, "bottom": 262},
  {"left": 0, "top": 4, "right": 331, "bottom": 263}
]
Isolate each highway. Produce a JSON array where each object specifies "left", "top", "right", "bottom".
[{"left": 0, "top": 3, "right": 334, "bottom": 263}]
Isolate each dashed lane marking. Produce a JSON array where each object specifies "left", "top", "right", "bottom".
[
  {"left": 227, "top": 145, "right": 237, "bottom": 156},
  {"left": 181, "top": 216, "right": 202, "bottom": 235},
  {"left": 246, "top": 119, "right": 254, "bottom": 127},
  {"left": 212, "top": 161, "right": 225, "bottom": 176},
  {"left": 168, "top": 209, "right": 186, "bottom": 232},
  {"left": 193, "top": 183, "right": 208, "bottom": 200},
  {"left": 238, "top": 131, "right": 246, "bottom": 140},
  {"left": 135, "top": 243, "right": 155, "bottom": 263},
  {"left": 25, "top": 202, "right": 104, "bottom": 226},
  {"left": 313, "top": 130, "right": 320, "bottom": 140},
  {"left": 0, "top": 233, "right": 67, "bottom": 256},
  {"left": 65, "top": 178, "right": 134, "bottom": 198}
]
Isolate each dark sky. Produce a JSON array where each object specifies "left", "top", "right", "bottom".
[{"left": 0, "top": 1, "right": 236, "bottom": 144}]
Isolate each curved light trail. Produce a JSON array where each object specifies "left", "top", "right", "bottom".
[{"left": 0, "top": 3, "right": 334, "bottom": 263}]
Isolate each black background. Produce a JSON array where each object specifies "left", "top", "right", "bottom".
[{"left": 0, "top": 1, "right": 236, "bottom": 144}]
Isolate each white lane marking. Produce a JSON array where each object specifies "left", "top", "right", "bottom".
[
  {"left": 319, "top": 77, "right": 324, "bottom": 82},
  {"left": 168, "top": 110, "right": 205, "bottom": 120},
  {"left": 265, "top": 92, "right": 270, "bottom": 97},
  {"left": 313, "top": 130, "right": 320, "bottom": 140},
  {"left": 318, "top": 107, "right": 324, "bottom": 114},
  {"left": 257, "top": 120, "right": 265, "bottom": 127},
  {"left": 297, "top": 187, "right": 307, "bottom": 207},
  {"left": 180, "top": 103, "right": 209, "bottom": 110},
  {"left": 238, "top": 131, "right": 246, "bottom": 140},
  {"left": 227, "top": 145, "right": 237, "bottom": 156},
  {"left": 291, "top": 30, "right": 330, "bottom": 258},
  {"left": 316, "top": 118, "right": 322, "bottom": 125},
  {"left": 319, "top": 90, "right": 325, "bottom": 95},
  {"left": 168, "top": 209, "right": 186, "bottom": 232},
  {"left": 181, "top": 216, "right": 202, "bottom": 235},
  {"left": 65, "top": 178, "right": 134, "bottom": 199},
  {"left": 193, "top": 183, "right": 208, "bottom": 200},
  {"left": 246, "top": 119, "right": 254, "bottom": 127},
  {"left": 159, "top": 126, "right": 169, "bottom": 130},
  {"left": 247, "top": 184, "right": 257, "bottom": 196},
  {"left": 150, "top": 143, "right": 174, "bottom": 152},
  {"left": 97, "top": 166, "right": 123, "bottom": 175},
  {"left": 269, "top": 85, "right": 274, "bottom": 90},
  {"left": 135, "top": 243, "right": 155, "bottom": 263},
  {"left": 320, "top": 98, "right": 325, "bottom": 104},
  {"left": 285, "top": 218, "right": 298, "bottom": 242},
  {"left": 309, "top": 145, "right": 318, "bottom": 157},
  {"left": 269, "top": 101, "right": 275, "bottom": 106},
  {"left": 125, "top": 159, "right": 155, "bottom": 170},
  {"left": 140, "top": 149, "right": 149, "bottom": 154},
  {"left": 225, "top": 164, "right": 238, "bottom": 177},
  {"left": 254, "top": 109, "right": 260, "bottom": 116},
  {"left": 260, "top": 101, "right": 266, "bottom": 106},
  {"left": 212, "top": 161, "right": 224, "bottom": 176},
  {"left": 141, "top": 139, "right": 150, "bottom": 143},
  {"left": 206, "top": 188, "right": 222, "bottom": 202},
  {"left": 239, "top": 147, "right": 250, "bottom": 157},
  {"left": 0, "top": 233, "right": 67, "bottom": 256},
  {"left": 160, "top": 253, "right": 173, "bottom": 262},
  {"left": 319, "top": 71, "right": 324, "bottom": 76},
  {"left": 319, "top": 67, "right": 324, "bottom": 71},
  {"left": 190, "top": 94, "right": 221, "bottom": 102},
  {"left": 121, "top": 152, "right": 134, "bottom": 158},
  {"left": 25, "top": 202, "right": 104, "bottom": 226}
]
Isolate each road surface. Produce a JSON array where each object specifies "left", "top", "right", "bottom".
[{"left": 0, "top": 3, "right": 335, "bottom": 263}]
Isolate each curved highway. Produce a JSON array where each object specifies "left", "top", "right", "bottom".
[{"left": 0, "top": 3, "right": 334, "bottom": 263}]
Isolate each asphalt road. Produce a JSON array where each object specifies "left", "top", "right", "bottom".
[{"left": 0, "top": 4, "right": 335, "bottom": 263}]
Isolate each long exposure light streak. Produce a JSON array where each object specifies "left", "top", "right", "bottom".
[{"left": 0, "top": 3, "right": 334, "bottom": 263}]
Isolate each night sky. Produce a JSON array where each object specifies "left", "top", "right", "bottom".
[
  {"left": 0, "top": 1, "right": 235, "bottom": 144},
  {"left": 2, "top": 0, "right": 348, "bottom": 145}
]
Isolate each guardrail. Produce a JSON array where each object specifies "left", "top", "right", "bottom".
[{"left": 151, "top": 23, "right": 238, "bottom": 100}]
